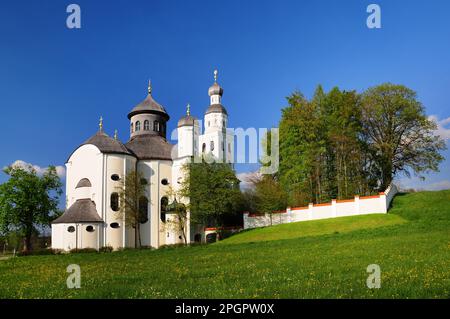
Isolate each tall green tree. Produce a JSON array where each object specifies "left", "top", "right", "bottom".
[
  {"left": 0, "top": 165, "right": 62, "bottom": 252},
  {"left": 180, "top": 157, "right": 241, "bottom": 227},
  {"left": 253, "top": 175, "right": 288, "bottom": 226},
  {"left": 165, "top": 186, "right": 188, "bottom": 245},
  {"left": 361, "top": 83, "right": 446, "bottom": 190},
  {"left": 116, "top": 169, "right": 148, "bottom": 248}
]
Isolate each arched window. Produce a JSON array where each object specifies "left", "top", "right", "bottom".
[
  {"left": 135, "top": 121, "right": 141, "bottom": 131},
  {"left": 130, "top": 122, "right": 134, "bottom": 133},
  {"left": 153, "top": 120, "right": 160, "bottom": 132},
  {"left": 144, "top": 120, "right": 150, "bottom": 130},
  {"left": 160, "top": 197, "right": 168, "bottom": 222},
  {"left": 110, "top": 192, "right": 119, "bottom": 212},
  {"left": 194, "top": 233, "right": 202, "bottom": 243},
  {"left": 139, "top": 196, "right": 148, "bottom": 224},
  {"left": 202, "top": 143, "right": 206, "bottom": 153},
  {"left": 210, "top": 141, "right": 214, "bottom": 151}
]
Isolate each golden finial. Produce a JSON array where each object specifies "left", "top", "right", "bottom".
[
  {"left": 148, "top": 79, "right": 152, "bottom": 94},
  {"left": 187, "top": 103, "right": 190, "bottom": 116},
  {"left": 213, "top": 69, "right": 218, "bottom": 83},
  {"left": 99, "top": 116, "right": 103, "bottom": 131},
  {"left": 114, "top": 129, "right": 118, "bottom": 140}
]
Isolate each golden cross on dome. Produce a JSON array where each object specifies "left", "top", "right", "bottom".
[
  {"left": 187, "top": 103, "right": 190, "bottom": 116},
  {"left": 114, "top": 129, "right": 118, "bottom": 140},
  {"left": 99, "top": 116, "right": 103, "bottom": 131},
  {"left": 214, "top": 69, "right": 218, "bottom": 83},
  {"left": 148, "top": 79, "right": 152, "bottom": 94}
]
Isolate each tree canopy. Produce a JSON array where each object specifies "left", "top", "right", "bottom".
[
  {"left": 278, "top": 83, "right": 446, "bottom": 206},
  {"left": 179, "top": 157, "right": 241, "bottom": 227},
  {"left": 0, "top": 165, "right": 62, "bottom": 251}
]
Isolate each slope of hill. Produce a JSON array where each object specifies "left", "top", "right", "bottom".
[
  {"left": 0, "top": 190, "right": 449, "bottom": 298},
  {"left": 217, "top": 214, "right": 406, "bottom": 245}
]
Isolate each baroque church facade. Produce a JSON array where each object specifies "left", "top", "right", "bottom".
[{"left": 51, "top": 71, "right": 234, "bottom": 250}]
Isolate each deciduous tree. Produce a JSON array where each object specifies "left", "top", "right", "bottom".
[{"left": 0, "top": 165, "right": 62, "bottom": 252}]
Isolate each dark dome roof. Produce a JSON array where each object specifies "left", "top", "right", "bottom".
[
  {"left": 208, "top": 82, "right": 223, "bottom": 96},
  {"left": 177, "top": 115, "right": 198, "bottom": 127},
  {"left": 128, "top": 93, "right": 169, "bottom": 120},
  {"left": 125, "top": 134, "right": 174, "bottom": 161},
  {"left": 205, "top": 104, "right": 228, "bottom": 115},
  {"left": 76, "top": 178, "right": 92, "bottom": 188},
  {"left": 82, "top": 131, "right": 134, "bottom": 156},
  {"left": 52, "top": 199, "right": 103, "bottom": 224}
]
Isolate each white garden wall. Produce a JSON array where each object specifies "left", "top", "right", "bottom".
[{"left": 244, "top": 184, "right": 398, "bottom": 229}]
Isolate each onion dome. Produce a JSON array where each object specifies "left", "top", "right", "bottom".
[
  {"left": 128, "top": 80, "right": 170, "bottom": 121},
  {"left": 208, "top": 82, "right": 224, "bottom": 97},
  {"left": 206, "top": 69, "right": 228, "bottom": 115},
  {"left": 178, "top": 104, "right": 198, "bottom": 127}
]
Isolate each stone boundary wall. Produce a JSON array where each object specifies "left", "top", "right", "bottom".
[{"left": 243, "top": 184, "right": 398, "bottom": 229}]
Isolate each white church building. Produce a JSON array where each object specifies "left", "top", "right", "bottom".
[{"left": 51, "top": 71, "right": 234, "bottom": 251}]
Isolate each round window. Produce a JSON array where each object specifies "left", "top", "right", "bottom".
[
  {"left": 86, "top": 225, "right": 95, "bottom": 232},
  {"left": 161, "top": 178, "right": 169, "bottom": 185},
  {"left": 111, "top": 174, "right": 120, "bottom": 181},
  {"left": 110, "top": 222, "right": 120, "bottom": 229},
  {"left": 67, "top": 226, "right": 75, "bottom": 233},
  {"left": 140, "top": 178, "right": 148, "bottom": 185}
]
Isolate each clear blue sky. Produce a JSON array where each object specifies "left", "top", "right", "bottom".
[{"left": 0, "top": 0, "right": 449, "bottom": 193}]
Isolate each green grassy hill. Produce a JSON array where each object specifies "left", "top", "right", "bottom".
[{"left": 0, "top": 190, "right": 449, "bottom": 298}]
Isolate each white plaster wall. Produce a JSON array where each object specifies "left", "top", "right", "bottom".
[
  {"left": 137, "top": 159, "right": 172, "bottom": 248},
  {"left": 290, "top": 209, "right": 310, "bottom": 222},
  {"left": 66, "top": 144, "right": 104, "bottom": 208},
  {"left": 311, "top": 205, "right": 333, "bottom": 220},
  {"left": 335, "top": 201, "right": 357, "bottom": 217},
  {"left": 178, "top": 125, "right": 199, "bottom": 158},
  {"left": 244, "top": 184, "right": 399, "bottom": 230},
  {"left": 103, "top": 154, "right": 136, "bottom": 249},
  {"left": 52, "top": 223, "right": 102, "bottom": 251},
  {"left": 359, "top": 197, "right": 384, "bottom": 214},
  {"left": 79, "top": 223, "right": 101, "bottom": 249}
]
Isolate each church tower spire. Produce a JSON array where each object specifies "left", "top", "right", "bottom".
[{"left": 208, "top": 69, "right": 224, "bottom": 106}]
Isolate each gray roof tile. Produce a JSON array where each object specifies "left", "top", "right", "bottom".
[{"left": 52, "top": 199, "right": 103, "bottom": 224}]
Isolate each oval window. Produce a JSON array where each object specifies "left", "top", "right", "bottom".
[
  {"left": 86, "top": 225, "right": 95, "bottom": 232},
  {"left": 110, "top": 193, "right": 119, "bottom": 212},
  {"left": 140, "top": 178, "right": 148, "bottom": 185},
  {"left": 161, "top": 178, "right": 169, "bottom": 185},
  {"left": 110, "top": 222, "right": 120, "bottom": 229},
  {"left": 111, "top": 174, "right": 120, "bottom": 181},
  {"left": 67, "top": 226, "right": 75, "bottom": 233}
]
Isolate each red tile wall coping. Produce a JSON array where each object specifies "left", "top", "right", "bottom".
[{"left": 204, "top": 226, "right": 243, "bottom": 231}]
